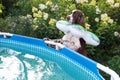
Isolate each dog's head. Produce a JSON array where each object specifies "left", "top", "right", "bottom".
[{"left": 66, "top": 10, "right": 85, "bottom": 27}]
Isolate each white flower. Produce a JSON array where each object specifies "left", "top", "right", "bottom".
[
  {"left": 33, "top": 13, "right": 42, "bottom": 18},
  {"left": 114, "top": 3, "right": 120, "bottom": 8},
  {"left": 96, "top": 6, "right": 101, "bottom": 14},
  {"left": 60, "top": 17, "right": 64, "bottom": 20},
  {"left": 95, "top": 17, "right": 99, "bottom": 22},
  {"left": 43, "top": 12, "right": 48, "bottom": 20},
  {"left": 101, "top": 13, "right": 108, "bottom": 19},
  {"left": 51, "top": 5, "right": 59, "bottom": 11},
  {"left": 54, "top": 4, "right": 59, "bottom": 9},
  {"left": 90, "top": 0, "right": 96, "bottom": 6},
  {"left": 51, "top": 5, "right": 55, "bottom": 11},
  {"left": 75, "top": 0, "right": 88, "bottom": 3},
  {"left": 46, "top": 1, "right": 52, "bottom": 6},
  {"left": 75, "top": 0, "right": 81, "bottom": 3},
  {"left": 114, "top": 31, "right": 119, "bottom": 37},
  {"left": 39, "top": 4, "right": 47, "bottom": 10},
  {"left": 26, "top": 14, "right": 32, "bottom": 18},
  {"left": 49, "top": 18, "right": 56, "bottom": 25},
  {"left": 106, "top": 0, "right": 114, "bottom": 5},
  {"left": 101, "top": 13, "right": 114, "bottom": 24},
  {"left": 33, "top": 18, "right": 38, "bottom": 23},
  {"left": 101, "top": 13, "right": 108, "bottom": 21},
  {"left": 32, "top": 25, "right": 38, "bottom": 30},
  {"left": 32, "top": 7, "right": 38, "bottom": 12},
  {"left": 108, "top": 19, "right": 114, "bottom": 24},
  {"left": 85, "top": 23, "right": 91, "bottom": 30},
  {"left": 65, "top": 9, "right": 69, "bottom": 12},
  {"left": 38, "top": 10, "right": 42, "bottom": 16}
]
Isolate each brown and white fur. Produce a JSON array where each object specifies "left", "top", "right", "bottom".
[
  {"left": 63, "top": 10, "right": 87, "bottom": 56},
  {"left": 44, "top": 10, "right": 87, "bottom": 56}
]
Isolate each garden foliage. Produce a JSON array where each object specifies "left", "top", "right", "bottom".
[{"left": 0, "top": 0, "right": 120, "bottom": 76}]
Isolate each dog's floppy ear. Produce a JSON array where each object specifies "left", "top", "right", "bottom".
[
  {"left": 72, "top": 11, "right": 77, "bottom": 24},
  {"left": 77, "top": 14, "right": 85, "bottom": 27},
  {"left": 72, "top": 10, "right": 85, "bottom": 27}
]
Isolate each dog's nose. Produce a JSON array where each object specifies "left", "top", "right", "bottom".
[{"left": 66, "top": 16, "right": 70, "bottom": 21}]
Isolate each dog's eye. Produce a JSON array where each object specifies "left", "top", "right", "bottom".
[{"left": 72, "top": 12, "right": 76, "bottom": 16}]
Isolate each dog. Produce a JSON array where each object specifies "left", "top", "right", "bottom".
[
  {"left": 64, "top": 10, "right": 87, "bottom": 56},
  {"left": 44, "top": 10, "right": 87, "bottom": 56}
]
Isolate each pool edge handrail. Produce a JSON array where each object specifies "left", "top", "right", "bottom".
[
  {"left": 0, "top": 32, "right": 13, "bottom": 38},
  {"left": 97, "top": 63, "right": 120, "bottom": 80},
  {"left": 45, "top": 40, "right": 65, "bottom": 50}
]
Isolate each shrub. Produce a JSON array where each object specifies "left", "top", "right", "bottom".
[{"left": 0, "top": 0, "right": 19, "bottom": 17}]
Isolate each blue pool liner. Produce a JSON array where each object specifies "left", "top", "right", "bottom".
[{"left": 0, "top": 34, "right": 104, "bottom": 80}]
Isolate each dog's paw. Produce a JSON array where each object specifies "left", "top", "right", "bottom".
[{"left": 43, "top": 38, "right": 51, "bottom": 41}]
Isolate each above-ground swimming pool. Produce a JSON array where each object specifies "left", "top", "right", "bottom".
[{"left": 0, "top": 32, "right": 120, "bottom": 80}]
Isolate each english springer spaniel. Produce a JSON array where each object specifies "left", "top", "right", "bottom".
[
  {"left": 64, "top": 10, "right": 87, "bottom": 56},
  {"left": 44, "top": 10, "right": 87, "bottom": 56}
]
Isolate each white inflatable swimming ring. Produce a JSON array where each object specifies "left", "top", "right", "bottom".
[
  {"left": 56, "top": 20, "right": 71, "bottom": 34},
  {"left": 56, "top": 20, "right": 100, "bottom": 46}
]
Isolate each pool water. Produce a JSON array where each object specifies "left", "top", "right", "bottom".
[{"left": 0, "top": 47, "right": 74, "bottom": 80}]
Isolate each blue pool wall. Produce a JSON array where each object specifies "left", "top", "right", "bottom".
[{"left": 0, "top": 34, "right": 104, "bottom": 80}]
